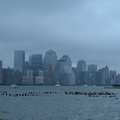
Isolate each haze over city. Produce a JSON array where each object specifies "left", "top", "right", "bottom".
[{"left": 1, "top": 0, "right": 120, "bottom": 72}]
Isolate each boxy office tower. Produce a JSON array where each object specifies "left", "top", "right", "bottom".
[{"left": 14, "top": 50, "right": 25, "bottom": 72}]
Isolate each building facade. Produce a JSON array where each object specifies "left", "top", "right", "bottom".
[
  {"left": 14, "top": 50, "right": 25, "bottom": 71},
  {"left": 76, "top": 60, "right": 86, "bottom": 73},
  {"left": 35, "top": 70, "right": 44, "bottom": 84},
  {"left": 22, "top": 70, "right": 33, "bottom": 84},
  {"left": 29, "top": 54, "right": 43, "bottom": 71},
  {"left": 88, "top": 64, "right": 97, "bottom": 73},
  {"left": 43, "top": 49, "right": 57, "bottom": 85},
  {"left": 53, "top": 55, "right": 75, "bottom": 86},
  {"left": 76, "top": 60, "right": 87, "bottom": 85}
]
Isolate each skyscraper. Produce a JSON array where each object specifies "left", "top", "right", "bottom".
[
  {"left": 35, "top": 70, "right": 44, "bottom": 84},
  {"left": 60, "top": 55, "right": 72, "bottom": 67},
  {"left": 43, "top": 49, "right": 57, "bottom": 85},
  {"left": 96, "top": 66, "right": 110, "bottom": 85},
  {"left": 22, "top": 70, "right": 33, "bottom": 84},
  {"left": 43, "top": 49, "right": 57, "bottom": 69},
  {"left": 22, "top": 61, "right": 29, "bottom": 76},
  {"left": 0, "top": 61, "right": 2, "bottom": 84},
  {"left": 14, "top": 50, "right": 25, "bottom": 71},
  {"left": 53, "top": 55, "right": 75, "bottom": 86},
  {"left": 29, "top": 54, "right": 43, "bottom": 84},
  {"left": 76, "top": 60, "right": 87, "bottom": 85},
  {"left": 87, "top": 64, "right": 97, "bottom": 85},
  {"left": 76, "top": 60, "right": 86, "bottom": 74},
  {"left": 29, "top": 54, "right": 43, "bottom": 71},
  {"left": 110, "top": 70, "right": 116, "bottom": 85},
  {"left": 88, "top": 64, "right": 97, "bottom": 73}
]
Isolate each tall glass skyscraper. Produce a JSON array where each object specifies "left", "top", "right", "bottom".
[
  {"left": 76, "top": 60, "right": 86, "bottom": 74},
  {"left": 29, "top": 54, "right": 43, "bottom": 84},
  {"left": 88, "top": 64, "right": 97, "bottom": 73},
  {"left": 43, "top": 49, "right": 57, "bottom": 85},
  {"left": 76, "top": 60, "right": 87, "bottom": 85},
  {"left": 53, "top": 55, "right": 75, "bottom": 86},
  {"left": 14, "top": 50, "right": 25, "bottom": 71},
  {"left": 43, "top": 49, "right": 57, "bottom": 69},
  {"left": 29, "top": 54, "right": 43, "bottom": 71}
]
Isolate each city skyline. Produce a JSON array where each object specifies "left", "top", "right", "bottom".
[
  {"left": 0, "top": 49, "right": 119, "bottom": 74},
  {"left": 1, "top": 0, "right": 120, "bottom": 72},
  {"left": 1, "top": 49, "right": 120, "bottom": 86}
]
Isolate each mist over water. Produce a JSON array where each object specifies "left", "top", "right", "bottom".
[
  {"left": 1, "top": 1, "right": 120, "bottom": 119},
  {"left": 0, "top": 86, "right": 120, "bottom": 120}
]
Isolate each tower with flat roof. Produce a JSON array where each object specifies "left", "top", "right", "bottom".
[
  {"left": 14, "top": 50, "right": 25, "bottom": 71},
  {"left": 76, "top": 60, "right": 87, "bottom": 85},
  {"left": 29, "top": 54, "right": 43, "bottom": 71}
]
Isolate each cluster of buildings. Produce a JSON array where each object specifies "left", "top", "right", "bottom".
[{"left": 0, "top": 49, "right": 120, "bottom": 86}]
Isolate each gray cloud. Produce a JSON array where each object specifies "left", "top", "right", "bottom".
[{"left": 0, "top": 0, "right": 120, "bottom": 72}]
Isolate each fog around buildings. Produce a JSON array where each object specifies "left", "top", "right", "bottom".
[
  {"left": 0, "top": 49, "right": 120, "bottom": 86},
  {"left": 1, "top": 0, "right": 120, "bottom": 72}
]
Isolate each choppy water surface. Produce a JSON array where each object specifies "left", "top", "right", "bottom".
[{"left": 0, "top": 86, "right": 120, "bottom": 120}]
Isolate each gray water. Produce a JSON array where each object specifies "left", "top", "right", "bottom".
[{"left": 0, "top": 86, "right": 120, "bottom": 120}]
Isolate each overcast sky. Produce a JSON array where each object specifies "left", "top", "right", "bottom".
[{"left": 1, "top": 0, "right": 120, "bottom": 72}]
